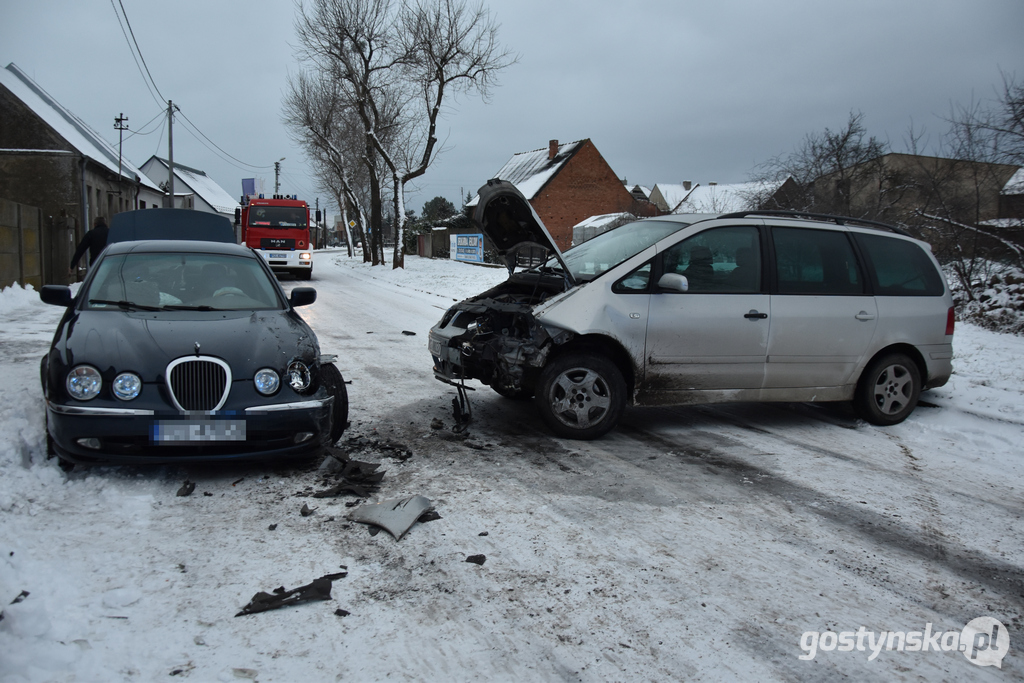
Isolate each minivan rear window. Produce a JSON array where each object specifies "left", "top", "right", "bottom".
[{"left": 853, "top": 233, "right": 945, "bottom": 296}]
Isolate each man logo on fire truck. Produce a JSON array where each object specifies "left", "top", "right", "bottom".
[{"left": 236, "top": 194, "right": 313, "bottom": 280}]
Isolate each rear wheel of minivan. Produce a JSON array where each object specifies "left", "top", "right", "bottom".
[
  {"left": 535, "top": 354, "right": 626, "bottom": 439},
  {"left": 854, "top": 353, "right": 921, "bottom": 426}
]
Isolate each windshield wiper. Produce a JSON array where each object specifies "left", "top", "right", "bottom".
[
  {"left": 161, "top": 304, "right": 219, "bottom": 311},
  {"left": 88, "top": 299, "right": 162, "bottom": 312}
]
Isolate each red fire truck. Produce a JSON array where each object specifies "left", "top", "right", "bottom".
[{"left": 236, "top": 194, "right": 313, "bottom": 280}]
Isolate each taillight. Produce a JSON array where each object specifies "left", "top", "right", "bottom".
[{"left": 945, "top": 307, "right": 955, "bottom": 336}]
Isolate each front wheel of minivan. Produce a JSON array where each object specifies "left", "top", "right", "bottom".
[
  {"left": 854, "top": 353, "right": 921, "bottom": 426},
  {"left": 535, "top": 354, "right": 626, "bottom": 440}
]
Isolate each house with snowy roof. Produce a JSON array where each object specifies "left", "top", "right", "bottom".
[
  {"left": 999, "top": 167, "right": 1024, "bottom": 219},
  {"left": 140, "top": 156, "right": 240, "bottom": 222},
  {"left": 470, "top": 139, "right": 637, "bottom": 250},
  {"left": 649, "top": 181, "right": 696, "bottom": 213},
  {"left": 673, "top": 178, "right": 796, "bottom": 214},
  {"left": 0, "top": 62, "right": 164, "bottom": 283}
]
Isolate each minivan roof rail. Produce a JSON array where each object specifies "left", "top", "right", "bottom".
[{"left": 716, "top": 210, "right": 911, "bottom": 237}]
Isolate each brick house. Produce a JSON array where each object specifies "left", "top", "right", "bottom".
[{"left": 472, "top": 139, "right": 637, "bottom": 251}]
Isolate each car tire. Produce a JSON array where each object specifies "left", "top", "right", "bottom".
[
  {"left": 298, "top": 269, "right": 312, "bottom": 281},
  {"left": 535, "top": 354, "right": 626, "bottom": 440},
  {"left": 320, "top": 363, "right": 349, "bottom": 444},
  {"left": 854, "top": 352, "right": 921, "bottom": 425}
]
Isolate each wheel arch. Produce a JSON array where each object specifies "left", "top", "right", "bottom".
[
  {"left": 859, "top": 343, "right": 927, "bottom": 389},
  {"left": 547, "top": 333, "right": 638, "bottom": 400}
]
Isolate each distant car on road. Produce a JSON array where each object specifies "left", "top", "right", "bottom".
[
  {"left": 39, "top": 209, "right": 347, "bottom": 466},
  {"left": 429, "top": 180, "right": 954, "bottom": 439}
]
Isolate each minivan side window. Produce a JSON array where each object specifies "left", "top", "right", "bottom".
[
  {"left": 772, "top": 227, "right": 864, "bottom": 295},
  {"left": 659, "top": 226, "right": 761, "bottom": 293},
  {"left": 852, "top": 232, "right": 945, "bottom": 296}
]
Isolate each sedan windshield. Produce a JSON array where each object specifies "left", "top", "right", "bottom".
[
  {"left": 560, "top": 219, "right": 690, "bottom": 282},
  {"left": 85, "top": 253, "right": 284, "bottom": 311}
]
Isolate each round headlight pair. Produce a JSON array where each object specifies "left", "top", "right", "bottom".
[{"left": 66, "top": 366, "right": 141, "bottom": 401}]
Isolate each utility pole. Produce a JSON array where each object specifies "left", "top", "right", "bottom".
[
  {"left": 167, "top": 100, "right": 175, "bottom": 208},
  {"left": 315, "top": 197, "right": 320, "bottom": 247},
  {"left": 274, "top": 157, "right": 285, "bottom": 195},
  {"left": 114, "top": 113, "right": 128, "bottom": 193}
]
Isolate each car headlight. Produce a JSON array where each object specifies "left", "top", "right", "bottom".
[
  {"left": 67, "top": 365, "right": 102, "bottom": 401},
  {"left": 299, "top": 252, "right": 312, "bottom": 261},
  {"left": 254, "top": 368, "right": 280, "bottom": 395},
  {"left": 112, "top": 372, "right": 142, "bottom": 401},
  {"left": 287, "top": 361, "right": 311, "bottom": 391}
]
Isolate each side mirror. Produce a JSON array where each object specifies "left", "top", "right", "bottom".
[
  {"left": 234, "top": 208, "right": 241, "bottom": 226},
  {"left": 657, "top": 273, "right": 689, "bottom": 293},
  {"left": 40, "top": 285, "right": 73, "bottom": 307},
  {"left": 290, "top": 287, "right": 317, "bottom": 307}
]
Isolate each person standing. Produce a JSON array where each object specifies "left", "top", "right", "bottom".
[{"left": 69, "top": 216, "right": 109, "bottom": 275}]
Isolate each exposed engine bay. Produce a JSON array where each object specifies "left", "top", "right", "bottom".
[{"left": 430, "top": 270, "right": 573, "bottom": 396}]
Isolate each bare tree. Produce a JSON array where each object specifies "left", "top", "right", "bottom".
[
  {"left": 283, "top": 69, "right": 372, "bottom": 259},
  {"left": 293, "top": 0, "right": 513, "bottom": 269},
  {"left": 754, "top": 112, "right": 893, "bottom": 216}
]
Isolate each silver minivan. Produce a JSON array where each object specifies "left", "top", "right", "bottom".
[{"left": 429, "top": 180, "right": 954, "bottom": 439}]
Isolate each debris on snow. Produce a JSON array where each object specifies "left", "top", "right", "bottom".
[
  {"left": 430, "top": 417, "right": 445, "bottom": 430},
  {"left": 235, "top": 570, "right": 347, "bottom": 617},
  {"left": 314, "top": 447, "right": 386, "bottom": 498},
  {"left": 300, "top": 503, "right": 316, "bottom": 517},
  {"left": 176, "top": 480, "right": 196, "bottom": 497},
  {"left": 352, "top": 495, "right": 433, "bottom": 540},
  {"left": 401, "top": 330, "right": 417, "bottom": 336},
  {"left": 0, "top": 589, "right": 30, "bottom": 622},
  {"left": 465, "top": 554, "right": 486, "bottom": 566}
]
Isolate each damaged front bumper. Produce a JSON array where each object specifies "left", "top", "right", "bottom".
[{"left": 428, "top": 299, "right": 568, "bottom": 395}]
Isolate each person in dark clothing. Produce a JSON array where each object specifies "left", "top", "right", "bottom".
[{"left": 70, "top": 216, "right": 110, "bottom": 275}]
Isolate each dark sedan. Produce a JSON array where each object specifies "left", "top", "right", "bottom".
[{"left": 39, "top": 209, "right": 347, "bottom": 466}]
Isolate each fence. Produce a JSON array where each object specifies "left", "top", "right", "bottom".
[{"left": 0, "top": 197, "right": 77, "bottom": 289}]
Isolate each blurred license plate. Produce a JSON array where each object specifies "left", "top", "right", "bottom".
[
  {"left": 271, "top": 253, "right": 288, "bottom": 259},
  {"left": 428, "top": 338, "right": 443, "bottom": 356},
  {"left": 153, "top": 420, "right": 246, "bottom": 442}
]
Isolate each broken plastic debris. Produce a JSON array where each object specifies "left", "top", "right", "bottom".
[
  {"left": 176, "top": 480, "right": 195, "bottom": 497},
  {"left": 465, "top": 554, "right": 486, "bottom": 565},
  {"left": 352, "top": 495, "right": 432, "bottom": 540},
  {"left": 235, "top": 570, "right": 347, "bottom": 617}
]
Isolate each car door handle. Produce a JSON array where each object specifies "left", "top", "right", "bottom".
[
  {"left": 744, "top": 310, "right": 768, "bottom": 319},
  {"left": 855, "top": 311, "right": 876, "bottom": 321}
]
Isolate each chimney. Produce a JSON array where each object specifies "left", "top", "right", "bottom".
[
  {"left": 683, "top": 180, "right": 691, "bottom": 191},
  {"left": 549, "top": 140, "right": 559, "bottom": 159}
]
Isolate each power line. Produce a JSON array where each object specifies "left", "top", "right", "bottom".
[
  {"left": 122, "top": 109, "right": 165, "bottom": 140},
  {"left": 109, "top": 0, "right": 162, "bottom": 109},
  {"left": 115, "top": 0, "right": 165, "bottom": 103},
  {"left": 175, "top": 109, "right": 275, "bottom": 171}
]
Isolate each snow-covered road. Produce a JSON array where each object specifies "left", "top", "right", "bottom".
[{"left": 1, "top": 253, "right": 1022, "bottom": 682}]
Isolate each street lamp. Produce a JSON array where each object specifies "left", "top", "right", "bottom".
[{"left": 274, "top": 157, "right": 285, "bottom": 195}]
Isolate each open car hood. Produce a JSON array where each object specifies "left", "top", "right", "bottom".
[{"left": 473, "top": 179, "right": 575, "bottom": 284}]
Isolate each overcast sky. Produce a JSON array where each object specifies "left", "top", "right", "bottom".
[{"left": 2, "top": 0, "right": 1022, "bottom": 218}]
